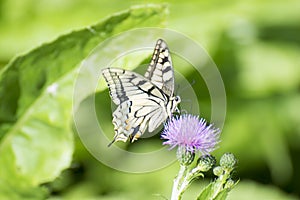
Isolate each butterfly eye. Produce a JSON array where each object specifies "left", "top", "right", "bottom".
[{"left": 175, "top": 96, "right": 181, "bottom": 103}]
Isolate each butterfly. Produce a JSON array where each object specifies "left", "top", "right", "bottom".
[{"left": 101, "top": 39, "right": 181, "bottom": 146}]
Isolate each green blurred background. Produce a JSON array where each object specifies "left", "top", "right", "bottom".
[{"left": 1, "top": 0, "right": 300, "bottom": 199}]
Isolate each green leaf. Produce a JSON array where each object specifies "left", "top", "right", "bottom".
[
  {"left": 0, "top": 4, "right": 168, "bottom": 199},
  {"left": 197, "top": 183, "right": 213, "bottom": 200},
  {"left": 197, "top": 182, "right": 229, "bottom": 200},
  {"left": 0, "top": 180, "right": 48, "bottom": 200},
  {"left": 214, "top": 189, "right": 229, "bottom": 200}
]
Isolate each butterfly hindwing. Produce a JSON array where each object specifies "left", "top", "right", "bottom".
[
  {"left": 111, "top": 99, "right": 166, "bottom": 143},
  {"left": 144, "top": 39, "right": 175, "bottom": 97}
]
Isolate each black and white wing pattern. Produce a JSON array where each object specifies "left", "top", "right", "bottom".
[
  {"left": 144, "top": 39, "right": 174, "bottom": 97},
  {"left": 101, "top": 39, "right": 181, "bottom": 145}
]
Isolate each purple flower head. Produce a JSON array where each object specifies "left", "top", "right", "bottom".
[{"left": 161, "top": 114, "right": 220, "bottom": 155}]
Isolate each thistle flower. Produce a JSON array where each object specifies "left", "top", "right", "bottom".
[{"left": 161, "top": 114, "right": 220, "bottom": 155}]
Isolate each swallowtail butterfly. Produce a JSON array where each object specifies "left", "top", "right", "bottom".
[{"left": 102, "top": 39, "right": 181, "bottom": 145}]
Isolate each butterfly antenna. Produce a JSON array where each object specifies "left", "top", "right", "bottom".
[
  {"left": 179, "top": 99, "right": 194, "bottom": 113},
  {"left": 107, "top": 137, "right": 117, "bottom": 147},
  {"left": 177, "top": 79, "right": 196, "bottom": 95}
]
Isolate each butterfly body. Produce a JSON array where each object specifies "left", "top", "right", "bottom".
[{"left": 102, "top": 39, "right": 180, "bottom": 145}]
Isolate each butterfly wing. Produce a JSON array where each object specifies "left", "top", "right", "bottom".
[
  {"left": 102, "top": 68, "right": 168, "bottom": 144},
  {"left": 111, "top": 99, "right": 167, "bottom": 143},
  {"left": 102, "top": 68, "right": 166, "bottom": 104},
  {"left": 144, "top": 39, "right": 175, "bottom": 97}
]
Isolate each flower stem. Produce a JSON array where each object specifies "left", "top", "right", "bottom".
[
  {"left": 178, "top": 166, "right": 203, "bottom": 194},
  {"left": 171, "top": 164, "right": 188, "bottom": 200},
  {"left": 211, "top": 169, "right": 230, "bottom": 199}
]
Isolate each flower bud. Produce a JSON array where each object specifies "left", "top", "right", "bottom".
[
  {"left": 213, "top": 166, "right": 223, "bottom": 176},
  {"left": 225, "top": 179, "right": 235, "bottom": 189},
  {"left": 176, "top": 145, "right": 195, "bottom": 166},
  {"left": 220, "top": 153, "right": 237, "bottom": 171},
  {"left": 197, "top": 155, "right": 216, "bottom": 172}
]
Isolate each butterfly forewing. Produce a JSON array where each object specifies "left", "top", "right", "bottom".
[
  {"left": 144, "top": 39, "right": 175, "bottom": 97},
  {"left": 102, "top": 68, "right": 166, "bottom": 105}
]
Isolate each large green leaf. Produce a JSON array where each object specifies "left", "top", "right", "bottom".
[{"left": 0, "top": 4, "right": 167, "bottom": 199}]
